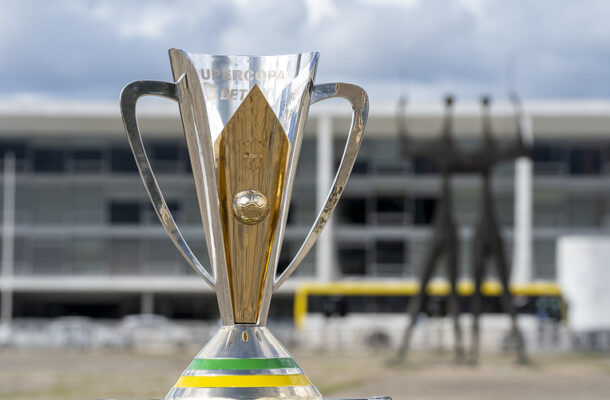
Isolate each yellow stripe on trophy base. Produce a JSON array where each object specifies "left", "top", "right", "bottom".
[{"left": 175, "top": 374, "right": 311, "bottom": 388}]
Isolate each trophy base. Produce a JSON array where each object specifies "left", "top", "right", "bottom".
[{"left": 165, "top": 325, "right": 322, "bottom": 400}]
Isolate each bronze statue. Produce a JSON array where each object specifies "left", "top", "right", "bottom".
[
  {"left": 393, "top": 94, "right": 530, "bottom": 365},
  {"left": 393, "top": 95, "right": 466, "bottom": 363},
  {"left": 468, "top": 95, "right": 529, "bottom": 364}
]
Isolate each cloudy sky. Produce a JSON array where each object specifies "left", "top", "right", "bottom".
[{"left": 1, "top": 0, "right": 609, "bottom": 104}]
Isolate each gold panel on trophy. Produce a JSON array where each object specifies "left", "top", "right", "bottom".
[{"left": 216, "top": 85, "right": 289, "bottom": 324}]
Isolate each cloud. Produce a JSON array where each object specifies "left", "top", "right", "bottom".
[{"left": 0, "top": 0, "right": 609, "bottom": 103}]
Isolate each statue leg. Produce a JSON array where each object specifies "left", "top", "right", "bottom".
[
  {"left": 489, "top": 213, "right": 528, "bottom": 364},
  {"left": 394, "top": 224, "right": 444, "bottom": 362},
  {"left": 469, "top": 222, "right": 486, "bottom": 365},
  {"left": 446, "top": 222, "right": 465, "bottom": 362}
]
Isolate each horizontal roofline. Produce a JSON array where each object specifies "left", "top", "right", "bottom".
[{"left": 1, "top": 97, "right": 610, "bottom": 117}]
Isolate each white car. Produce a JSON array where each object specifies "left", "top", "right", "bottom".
[{"left": 119, "top": 314, "right": 190, "bottom": 351}]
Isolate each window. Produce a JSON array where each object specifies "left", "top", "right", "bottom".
[
  {"left": 277, "top": 242, "right": 292, "bottom": 275},
  {"left": 375, "top": 240, "right": 405, "bottom": 264},
  {"left": 338, "top": 197, "right": 366, "bottom": 224},
  {"left": 151, "top": 142, "right": 182, "bottom": 173},
  {"left": 569, "top": 148, "right": 601, "bottom": 175},
  {"left": 534, "top": 240, "right": 556, "bottom": 280},
  {"left": 111, "top": 147, "right": 137, "bottom": 173},
  {"left": 143, "top": 239, "right": 179, "bottom": 275},
  {"left": 374, "top": 195, "right": 406, "bottom": 225},
  {"left": 34, "top": 149, "right": 64, "bottom": 172},
  {"left": 374, "top": 240, "right": 407, "bottom": 276},
  {"left": 568, "top": 197, "right": 602, "bottom": 227},
  {"left": 71, "top": 186, "right": 103, "bottom": 224},
  {"left": 72, "top": 149, "right": 104, "bottom": 173},
  {"left": 108, "top": 239, "right": 140, "bottom": 275},
  {"left": 32, "top": 239, "right": 64, "bottom": 275},
  {"left": 338, "top": 243, "right": 366, "bottom": 275},
  {"left": 69, "top": 239, "right": 104, "bottom": 274},
  {"left": 109, "top": 201, "right": 141, "bottom": 224},
  {"left": 32, "top": 187, "right": 64, "bottom": 224},
  {"left": 413, "top": 197, "right": 437, "bottom": 225},
  {"left": 532, "top": 143, "right": 567, "bottom": 175},
  {"left": 351, "top": 160, "right": 369, "bottom": 175},
  {"left": 412, "top": 156, "right": 438, "bottom": 174}
]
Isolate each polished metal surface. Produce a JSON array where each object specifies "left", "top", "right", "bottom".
[
  {"left": 232, "top": 189, "right": 270, "bottom": 225},
  {"left": 197, "top": 325, "right": 295, "bottom": 359},
  {"left": 272, "top": 83, "right": 369, "bottom": 291},
  {"left": 166, "top": 326, "right": 322, "bottom": 400},
  {"left": 166, "top": 386, "right": 322, "bottom": 400},
  {"left": 120, "top": 49, "right": 372, "bottom": 399},
  {"left": 120, "top": 80, "right": 215, "bottom": 289},
  {"left": 216, "top": 85, "right": 290, "bottom": 324}
]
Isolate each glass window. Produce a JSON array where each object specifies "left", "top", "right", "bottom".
[
  {"left": 183, "top": 193, "right": 203, "bottom": 225},
  {"left": 276, "top": 239, "right": 315, "bottom": 277},
  {"left": 33, "top": 149, "right": 64, "bottom": 172},
  {"left": 412, "top": 156, "right": 438, "bottom": 174},
  {"left": 71, "top": 186, "right": 103, "bottom": 224},
  {"left": 375, "top": 240, "right": 405, "bottom": 264},
  {"left": 568, "top": 197, "right": 602, "bottom": 227},
  {"left": 111, "top": 147, "right": 137, "bottom": 173},
  {"left": 152, "top": 142, "right": 179, "bottom": 161},
  {"left": 338, "top": 243, "right": 366, "bottom": 276},
  {"left": 32, "top": 239, "right": 64, "bottom": 275},
  {"left": 277, "top": 242, "right": 292, "bottom": 275},
  {"left": 108, "top": 239, "right": 139, "bottom": 275},
  {"left": 533, "top": 190, "right": 564, "bottom": 227},
  {"left": 71, "top": 149, "right": 104, "bottom": 173},
  {"left": 32, "top": 187, "right": 65, "bottom": 224},
  {"left": 413, "top": 197, "right": 436, "bottom": 225},
  {"left": 377, "top": 196, "right": 404, "bottom": 213},
  {"left": 142, "top": 238, "right": 179, "bottom": 275},
  {"left": 69, "top": 238, "right": 104, "bottom": 274},
  {"left": 338, "top": 197, "right": 366, "bottom": 225},
  {"left": 151, "top": 142, "right": 182, "bottom": 173},
  {"left": 351, "top": 160, "right": 369, "bottom": 175},
  {"left": 569, "top": 148, "right": 601, "bottom": 175},
  {"left": 532, "top": 143, "right": 567, "bottom": 175},
  {"left": 534, "top": 240, "right": 556, "bottom": 280},
  {"left": 13, "top": 238, "right": 30, "bottom": 275},
  {"left": 109, "top": 201, "right": 141, "bottom": 224},
  {"left": 374, "top": 195, "right": 406, "bottom": 225}
]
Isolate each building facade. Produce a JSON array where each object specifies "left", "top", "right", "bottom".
[{"left": 0, "top": 101, "right": 609, "bottom": 319}]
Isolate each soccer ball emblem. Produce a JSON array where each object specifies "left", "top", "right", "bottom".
[{"left": 232, "top": 189, "right": 269, "bottom": 225}]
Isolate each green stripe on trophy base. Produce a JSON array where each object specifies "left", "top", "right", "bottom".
[{"left": 188, "top": 357, "right": 299, "bottom": 371}]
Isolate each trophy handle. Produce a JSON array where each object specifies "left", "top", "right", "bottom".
[
  {"left": 273, "top": 83, "right": 369, "bottom": 290},
  {"left": 120, "top": 80, "right": 215, "bottom": 289}
]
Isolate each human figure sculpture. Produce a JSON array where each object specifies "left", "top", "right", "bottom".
[
  {"left": 393, "top": 94, "right": 530, "bottom": 365},
  {"left": 393, "top": 95, "right": 466, "bottom": 363},
  {"left": 468, "top": 95, "right": 530, "bottom": 364}
]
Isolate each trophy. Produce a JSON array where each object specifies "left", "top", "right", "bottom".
[{"left": 120, "top": 49, "right": 370, "bottom": 400}]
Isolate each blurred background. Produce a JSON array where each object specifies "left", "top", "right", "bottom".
[{"left": 1, "top": 1, "right": 610, "bottom": 399}]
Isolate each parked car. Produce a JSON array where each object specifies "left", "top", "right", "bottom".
[
  {"left": 47, "top": 316, "right": 96, "bottom": 350},
  {"left": 119, "top": 314, "right": 190, "bottom": 351}
]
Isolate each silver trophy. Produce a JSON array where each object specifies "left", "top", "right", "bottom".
[{"left": 120, "top": 49, "right": 372, "bottom": 400}]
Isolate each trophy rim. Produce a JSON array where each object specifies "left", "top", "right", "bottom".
[{"left": 169, "top": 48, "right": 320, "bottom": 59}]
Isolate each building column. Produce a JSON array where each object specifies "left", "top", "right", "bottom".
[
  {"left": 1, "top": 153, "right": 16, "bottom": 326},
  {"left": 512, "top": 115, "right": 534, "bottom": 284},
  {"left": 316, "top": 115, "right": 335, "bottom": 282},
  {"left": 140, "top": 292, "right": 155, "bottom": 315}
]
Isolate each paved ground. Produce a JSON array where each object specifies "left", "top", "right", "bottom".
[{"left": 1, "top": 349, "right": 610, "bottom": 399}]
